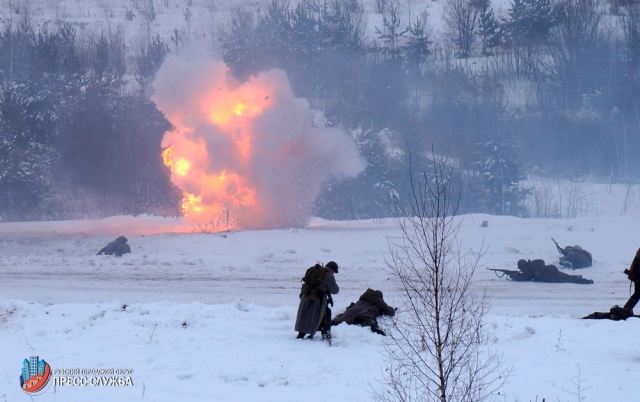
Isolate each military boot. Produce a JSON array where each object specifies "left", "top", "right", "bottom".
[
  {"left": 622, "top": 296, "right": 639, "bottom": 317},
  {"left": 610, "top": 305, "right": 625, "bottom": 320}
]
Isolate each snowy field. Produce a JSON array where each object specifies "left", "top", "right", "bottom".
[
  {"left": 1, "top": 212, "right": 640, "bottom": 401},
  {"left": 2, "top": 1, "right": 639, "bottom": 401}
]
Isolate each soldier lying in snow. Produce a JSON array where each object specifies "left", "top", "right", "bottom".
[
  {"left": 488, "top": 259, "right": 594, "bottom": 284},
  {"left": 331, "top": 288, "right": 396, "bottom": 336},
  {"left": 97, "top": 236, "right": 131, "bottom": 257},
  {"left": 583, "top": 305, "right": 640, "bottom": 321},
  {"left": 552, "top": 238, "right": 592, "bottom": 269}
]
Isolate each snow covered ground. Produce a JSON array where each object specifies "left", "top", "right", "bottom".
[
  {"left": 2, "top": 1, "right": 639, "bottom": 400},
  {"left": 1, "top": 213, "right": 640, "bottom": 401}
]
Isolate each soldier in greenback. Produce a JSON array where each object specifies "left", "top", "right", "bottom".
[{"left": 295, "top": 261, "right": 339, "bottom": 339}]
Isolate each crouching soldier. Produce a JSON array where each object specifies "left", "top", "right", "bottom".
[
  {"left": 552, "top": 238, "right": 592, "bottom": 269},
  {"left": 97, "top": 236, "right": 131, "bottom": 257},
  {"left": 295, "top": 261, "right": 339, "bottom": 340},
  {"left": 332, "top": 288, "right": 396, "bottom": 336}
]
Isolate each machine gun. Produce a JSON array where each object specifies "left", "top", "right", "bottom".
[{"left": 552, "top": 237, "right": 565, "bottom": 255}]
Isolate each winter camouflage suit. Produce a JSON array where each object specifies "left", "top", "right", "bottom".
[{"left": 295, "top": 263, "right": 339, "bottom": 338}]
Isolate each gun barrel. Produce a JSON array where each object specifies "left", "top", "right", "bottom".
[
  {"left": 552, "top": 237, "right": 563, "bottom": 253},
  {"left": 487, "top": 268, "right": 517, "bottom": 274}
]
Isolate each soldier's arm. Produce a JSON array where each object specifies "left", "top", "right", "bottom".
[
  {"left": 381, "top": 303, "right": 396, "bottom": 316},
  {"left": 326, "top": 272, "right": 339, "bottom": 294}
]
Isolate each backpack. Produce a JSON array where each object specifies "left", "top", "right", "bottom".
[{"left": 302, "top": 264, "right": 325, "bottom": 287}]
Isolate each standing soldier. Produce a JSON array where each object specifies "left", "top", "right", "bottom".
[
  {"left": 295, "top": 261, "right": 339, "bottom": 340},
  {"left": 622, "top": 248, "right": 640, "bottom": 316}
]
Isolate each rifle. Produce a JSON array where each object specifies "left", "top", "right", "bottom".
[
  {"left": 624, "top": 268, "right": 638, "bottom": 282},
  {"left": 320, "top": 306, "right": 333, "bottom": 346},
  {"left": 551, "top": 237, "right": 564, "bottom": 255},
  {"left": 487, "top": 268, "right": 523, "bottom": 280}
]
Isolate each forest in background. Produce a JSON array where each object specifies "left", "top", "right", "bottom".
[{"left": 2, "top": 0, "right": 640, "bottom": 222}]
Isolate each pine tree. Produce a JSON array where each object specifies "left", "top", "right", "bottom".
[
  {"left": 403, "top": 16, "right": 432, "bottom": 73},
  {"left": 135, "top": 34, "right": 169, "bottom": 95},
  {"left": 472, "top": 112, "right": 529, "bottom": 217},
  {"left": 503, "top": 0, "right": 555, "bottom": 47},
  {"left": 220, "top": 9, "right": 259, "bottom": 80},
  {"left": 0, "top": 87, "right": 60, "bottom": 221},
  {"left": 477, "top": 5, "right": 501, "bottom": 55},
  {"left": 375, "top": 4, "right": 408, "bottom": 63}
]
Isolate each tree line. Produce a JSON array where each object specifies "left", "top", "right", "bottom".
[
  {"left": 0, "top": 6, "right": 180, "bottom": 221},
  {"left": 219, "top": 0, "right": 640, "bottom": 219},
  {"left": 2, "top": 0, "right": 640, "bottom": 222}
]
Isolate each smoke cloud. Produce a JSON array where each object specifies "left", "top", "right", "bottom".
[{"left": 152, "top": 54, "right": 366, "bottom": 230}]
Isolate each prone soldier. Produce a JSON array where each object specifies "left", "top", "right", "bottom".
[{"left": 489, "top": 259, "right": 593, "bottom": 284}]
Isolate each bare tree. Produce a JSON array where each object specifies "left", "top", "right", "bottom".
[
  {"left": 546, "top": 0, "right": 607, "bottom": 109},
  {"left": 442, "top": 0, "right": 480, "bottom": 58},
  {"left": 375, "top": 154, "right": 507, "bottom": 402},
  {"left": 374, "top": 0, "right": 389, "bottom": 14}
]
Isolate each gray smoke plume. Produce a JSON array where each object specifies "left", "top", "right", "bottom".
[{"left": 152, "top": 54, "right": 366, "bottom": 229}]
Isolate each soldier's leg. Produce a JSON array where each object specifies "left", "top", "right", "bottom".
[
  {"left": 623, "top": 282, "right": 640, "bottom": 313},
  {"left": 370, "top": 322, "right": 386, "bottom": 336},
  {"left": 320, "top": 307, "right": 332, "bottom": 339}
]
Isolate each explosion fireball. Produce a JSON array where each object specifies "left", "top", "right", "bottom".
[{"left": 152, "top": 55, "right": 366, "bottom": 230}]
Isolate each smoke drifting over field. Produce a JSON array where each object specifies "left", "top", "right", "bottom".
[{"left": 152, "top": 54, "right": 366, "bottom": 230}]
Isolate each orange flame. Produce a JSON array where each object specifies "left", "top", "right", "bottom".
[
  {"left": 161, "top": 84, "right": 272, "bottom": 229},
  {"left": 154, "top": 57, "right": 366, "bottom": 230}
]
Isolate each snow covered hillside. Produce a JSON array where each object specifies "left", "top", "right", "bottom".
[
  {"left": 6, "top": 0, "right": 514, "bottom": 46},
  {"left": 1, "top": 213, "right": 640, "bottom": 401}
]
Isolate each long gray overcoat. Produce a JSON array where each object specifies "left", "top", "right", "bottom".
[{"left": 294, "top": 266, "right": 339, "bottom": 337}]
